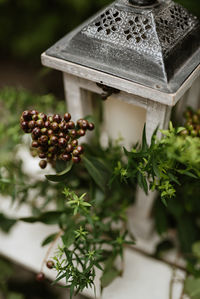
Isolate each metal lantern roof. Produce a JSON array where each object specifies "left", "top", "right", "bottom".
[{"left": 44, "top": 0, "right": 200, "bottom": 93}]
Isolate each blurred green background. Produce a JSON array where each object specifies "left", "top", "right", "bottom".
[{"left": 0, "top": 0, "right": 199, "bottom": 65}]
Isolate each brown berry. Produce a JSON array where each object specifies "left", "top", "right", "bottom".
[
  {"left": 62, "top": 153, "right": 72, "bottom": 161},
  {"left": 65, "top": 135, "right": 70, "bottom": 142},
  {"left": 64, "top": 113, "right": 71, "bottom": 122},
  {"left": 39, "top": 135, "right": 48, "bottom": 145},
  {"left": 49, "top": 146, "right": 58, "bottom": 154},
  {"left": 59, "top": 121, "right": 66, "bottom": 130},
  {"left": 38, "top": 113, "right": 47, "bottom": 122},
  {"left": 47, "top": 129, "right": 54, "bottom": 136},
  {"left": 32, "top": 114, "right": 38, "bottom": 121},
  {"left": 72, "top": 156, "right": 81, "bottom": 163},
  {"left": 76, "top": 145, "right": 84, "bottom": 154},
  {"left": 77, "top": 119, "right": 84, "bottom": 128},
  {"left": 46, "top": 260, "right": 54, "bottom": 269},
  {"left": 32, "top": 141, "right": 39, "bottom": 148},
  {"left": 30, "top": 110, "right": 38, "bottom": 116},
  {"left": 36, "top": 119, "right": 44, "bottom": 128},
  {"left": 22, "top": 110, "right": 32, "bottom": 121},
  {"left": 58, "top": 132, "right": 65, "bottom": 138},
  {"left": 77, "top": 129, "right": 85, "bottom": 137},
  {"left": 71, "top": 139, "right": 78, "bottom": 147},
  {"left": 58, "top": 138, "right": 67, "bottom": 148},
  {"left": 44, "top": 121, "right": 51, "bottom": 128},
  {"left": 28, "top": 120, "right": 35, "bottom": 130},
  {"left": 50, "top": 135, "right": 58, "bottom": 145},
  {"left": 73, "top": 149, "right": 80, "bottom": 157},
  {"left": 32, "top": 127, "right": 41, "bottom": 137},
  {"left": 53, "top": 114, "right": 62, "bottom": 123},
  {"left": 180, "top": 129, "right": 188, "bottom": 136},
  {"left": 68, "top": 121, "right": 75, "bottom": 129},
  {"left": 41, "top": 128, "right": 48, "bottom": 135},
  {"left": 48, "top": 116, "right": 53, "bottom": 122},
  {"left": 51, "top": 122, "right": 59, "bottom": 132},
  {"left": 70, "top": 129, "right": 77, "bottom": 138},
  {"left": 65, "top": 144, "right": 73, "bottom": 153},
  {"left": 21, "top": 121, "right": 29, "bottom": 131},
  {"left": 36, "top": 272, "right": 45, "bottom": 282},
  {"left": 39, "top": 153, "right": 46, "bottom": 159},
  {"left": 88, "top": 122, "right": 95, "bottom": 131},
  {"left": 39, "top": 160, "right": 47, "bottom": 169},
  {"left": 81, "top": 119, "right": 88, "bottom": 130}
]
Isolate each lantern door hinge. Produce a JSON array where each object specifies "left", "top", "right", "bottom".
[{"left": 96, "top": 83, "right": 120, "bottom": 100}]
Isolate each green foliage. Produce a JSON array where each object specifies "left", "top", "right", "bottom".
[
  {"left": 0, "top": 257, "right": 25, "bottom": 299},
  {"left": 0, "top": 213, "right": 16, "bottom": 233},
  {"left": 0, "top": 0, "right": 112, "bottom": 62},
  {"left": 184, "top": 277, "right": 200, "bottom": 299},
  {"left": 120, "top": 123, "right": 200, "bottom": 205},
  {"left": 0, "top": 87, "right": 135, "bottom": 296},
  {"left": 47, "top": 185, "right": 134, "bottom": 298},
  {"left": 0, "top": 87, "right": 66, "bottom": 226},
  {"left": 0, "top": 87, "right": 65, "bottom": 163}
]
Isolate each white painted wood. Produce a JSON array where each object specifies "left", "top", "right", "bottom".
[
  {"left": 41, "top": 53, "right": 200, "bottom": 107},
  {"left": 175, "top": 76, "right": 200, "bottom": 123},
  {"left": 65, "top": 75, "right": 148, "bottom": 110},
  {"left": 102, "top": 97, "right": 147, "bottom": 149},
  {"left": 63, "top": 73, "right": 93, "bottom": 120},
  {"left": 146, "top": 101, "right": 172, "bottom": 143},
  {"left": 182, "top": 76, "right": 200, "bottom": 110}
]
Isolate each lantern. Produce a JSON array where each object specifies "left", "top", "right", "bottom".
[{"left": 41, "top": 0, "right": 200, "bottom": 237}]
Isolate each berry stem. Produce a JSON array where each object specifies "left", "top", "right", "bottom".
[{"left": 40, "top": 230, "right": 63, "bottom": 272}]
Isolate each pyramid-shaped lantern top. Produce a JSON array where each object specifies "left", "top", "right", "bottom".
[{"left": 45, "top": 0, "right": 200, "bottom": 93}]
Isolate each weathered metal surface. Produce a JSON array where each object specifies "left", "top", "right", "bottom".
[{"left": 45, "top": 0, "right": 200, "bottom": 94}]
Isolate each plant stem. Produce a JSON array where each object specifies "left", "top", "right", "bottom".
[{"left": 40, "top": 229, "right": 63, "bottom": 272}]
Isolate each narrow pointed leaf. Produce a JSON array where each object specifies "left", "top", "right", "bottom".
[{"left": 45, "top": 161, "right": 73, "bottom": 182}]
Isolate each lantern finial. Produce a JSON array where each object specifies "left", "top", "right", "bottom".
[{"left": 128, "top": 0, "right": 157, "bottom": 6}]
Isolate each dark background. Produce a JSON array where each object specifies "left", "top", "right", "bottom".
[{"left": 0, "top": 0, "right": 199, "bottom": 96}]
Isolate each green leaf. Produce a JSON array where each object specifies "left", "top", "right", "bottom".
[
  {"left": 142, "top": 124, "right": 148, "bottom": 151},
  {"left": 41, "top": 233, "right": 58, "bottom": 247},
  {"left": 152, "top": 156, "right": 160, "bottom": 178},
  {"left": 101, "top": 267, "right": 120, "bottom": 289},
  {"left": 20, "top": 211, "right": 63, "bottom": 225},
  {"left": 137, "top": 172, "right": 148, "bottom": 194},
  {"left": 192, "top": 241, "right": 200, "bottom": 259},
  {"left": 45, "top": 161, "right": 73, "bottom": 182},
  {"left": 0, "top": 258, "right": 13, "bottom": 280},
  {"left": 62, "top": 228, "right": 75, "bottom": 248},
  {"left": 7, "top": 292, "right": 24, "bottom": 299},
  {"left": 70, "top": 284, "right": 75, "bottom": 299},
  {"left": 184, "top": 277, "right": 200, "bottom": 299},
  {"left": 178, "top": 170, "right": 198, "bottom": 179},
  {"left": 83, "top": 156, "right": 110, "bottom": 192},
  {"left": 154, "top": 199, "right": 168, "bottom": 235},
  {"left": 0, "top": 213, "right": 16, "bottom": 233}
]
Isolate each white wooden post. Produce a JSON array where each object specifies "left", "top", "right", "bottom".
[
  {"left": 63, "top": 72, "right": 93, "bottom": 120},
  {"left": 175, "top": 76, "right": 200, "bottom": 123}
]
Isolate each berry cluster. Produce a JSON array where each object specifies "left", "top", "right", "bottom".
[
  {"left": 181, "top": 108, "right": 200, "bottom": 137},
  {"left": 20, "top": 110, "right": 94, "bottom": 169}
]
